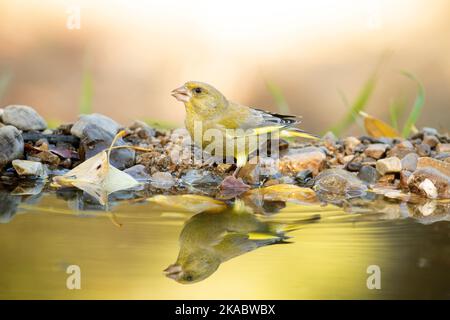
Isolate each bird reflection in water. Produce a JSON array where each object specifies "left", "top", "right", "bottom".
[{"left": 164, "top": 201, "right": 319, "bottom": 284}]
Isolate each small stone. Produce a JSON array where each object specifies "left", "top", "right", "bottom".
[
  {"left": 416, "top": 143, "right": 431, "bottom": 157},
  {"left": 314, "top": 168, "right": 367, "bottom": 197},
  {"left": 387, "top": 140, "right": 414, "bottom": 159},
  {"left": 376, "top": 157, "right": 402, "bottom": 175},
  {"left": 357, "top": 165, "right": 379, "bottom": 184},
  {"left": 417, "top": 157, "right": 450, "bottom": 176},
  {"left": 1, "top": 105, "right": 47, "bottom": 131},
  {"left": 422, "top": 127, "right": 438, "bottom": 136},
  {"left": 343, "top": 137, "right": 361, "bottom": 155},
  {"left": 150, "top": 171, "right": 175, "bottom": 189},
  {"left": 295, "top": 169, "right": 314, "bottom": 187},
  {"left": 129, "top": 120, "right": 156, "bottom": 139},
  {"left": 364, "top": 143, "right": 388, "bottom": 159},
  {"left": 124, "top": 164, "right": 151, "bottom": 181},
  {"left": 399, "top": 170, "right": 412, "bottom": 189},
  {"left": 0, "top": 125, "right": 24, "bottom": 167},
  {"left": 71, "top": 113, "right": 121, "bottom": 138},
  {"left": 183, "top": 169, "right": 222, "bottom": 186},
  {"left": 423, "top": 135, "right": 439, "bottom": 148},
  {"left": 12, "top": 160, "right": 47, "bottom": 178},
  {"left": 418, "top": 179, "right": 438, "bottom": 199},
  {"left": 80, "top": 123, "right": 135, "bottom": 170},
  {"left": 278, "top": 147, "right": 326, "bottom": 176},
  {"left": 401, "top": 153, "right": 419, "bottom": 171},
  {"left": 437, "top": 143, "right": 450, "bottom": 153},
  {"left": 408, "top": 168, "right": 450, "bottom": 199}
]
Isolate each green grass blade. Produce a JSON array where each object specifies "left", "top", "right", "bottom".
[
  {"left": 400, "top": 72, "right": 425, "bottom": 138},
  {"left": 0, "top": 70, "right": 13, "bottom": 102},
  {"left": 265, "top": 80, "right": 290, "bottom": 114},
  {"left": 79, "top": 68, "right": 93, "bottom": 114},
  {"left": 330, "top": 72, "right": 378, "bottom": 136},
  {"left": 388, "top": 97, "right": 405, "bottom": 130}
]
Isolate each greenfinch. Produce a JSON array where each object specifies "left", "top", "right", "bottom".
[
  {"left": 164, "top": 203, "right": 319, "bottom": 284},
  {"left": 171, "top": 81, "right": 318, "bottom": 184}
]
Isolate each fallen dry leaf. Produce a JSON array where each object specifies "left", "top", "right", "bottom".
[
  {"left": 360, "top": 111, "right": 400, "bottom": 138},
  {"left": 52, "top": 131, "right": 139, "bottom": 205}
]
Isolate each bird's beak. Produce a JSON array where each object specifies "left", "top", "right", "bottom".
[
  {"left": 164, "top": 264, "right": 183, "bottom": 280},
  {"left": 171, "top": 85, "right": 191, "bottom": 103}
]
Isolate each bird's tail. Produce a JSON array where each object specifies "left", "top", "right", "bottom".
[
  {"left": 280, "top": 128, "right": 320, "bottom": 140},
  {"left": 267, "top": 214, "right": 321, "bottom": 236}
]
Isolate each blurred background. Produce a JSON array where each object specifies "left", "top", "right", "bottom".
[{"left": 0, "top": 0, "right": 449, "bottom": 135}]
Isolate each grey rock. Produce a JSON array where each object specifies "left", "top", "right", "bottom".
[
  {"left": 0, "top": 125, "right": 24, "bottom": 167},
  {"left": 182, "top": 169, "right": 222, "bottom": 186},
  {"left": 0, "top": 191, "right": 20, "bottom": 224},
  {"left": 151, "top": 171, "right": 175, "bottom": 189},
  {"left": 124, "top": 164, "right": 151, "bottom": 181},
  {"left": 423, "top": 135, "right": 439, "bottom": 148},
  {"left": 422, "top": 127, "right": 438, "bottom": 136},
  {"left": 314, "top": 168, "right": 367, "bottom": 197},
  {"left": 71, "top": 113, "right": 121, "bottom": 138},
  {"left": 81, "top": 123, "right": 135, "bottom": 170},
  {"left": 1, "top": 105, "right": 47, "bottom": 131},
  {"left": 376, "top": 157, "right": 402, "bottom": 175},
  {"left": 388, "top": 140, "right": 414, "bottom": 159},
  {"left": 12, "top": 160, "right": 47, "bottom": 178},
  {"left": 416, "top": 143, "right": 431, "bottom": 157},
  {"left": 401, "top": 153, "right": 419, "bottom": 171},
  {"left": 357, "top": 165, "right": 379, "bottom": 184},
  {"left": 129, "top": 120, "right": 156, "bottom": 139}
]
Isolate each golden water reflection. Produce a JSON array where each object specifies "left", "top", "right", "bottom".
[{"left": 0, "top": 193, "right": 449, "bottom": 299}]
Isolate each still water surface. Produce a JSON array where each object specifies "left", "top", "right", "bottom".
[{"left": 0, "top": 191, "right": 449, "bottom": 299}]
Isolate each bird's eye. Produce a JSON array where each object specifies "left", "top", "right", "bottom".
[
  {"left": 186, "top": 275, "right": 193, "bottom": 281},
  {"left": 193, "top": 87, "right": 202, "bottom": 94}
]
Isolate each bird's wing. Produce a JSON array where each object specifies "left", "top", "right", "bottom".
[{"left": 227, "top": 105, "right": 302, "bottom": 138}]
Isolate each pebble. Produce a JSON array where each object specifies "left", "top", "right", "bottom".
[
  {"left": 314, "top": 168, "right": 367, "bottom": 197},
  {"left": 12, "top": 160, "right": 47, "bottom": 178},
  {"left": 343, "top": 137, "right": 361, "bottom": 155},
  {"left": 0, "top": 125, "right": 24, "bottom": 167},
  {"left": 123, "top": 164, "right": 151, "bottom": 182},
  {"left": 150, "top": 171, "right": 176, "bottom": 189},
  {"left": 387, "top": 140, "right": 414, "bottom": 159},
  {"left": 357, "top": 165, "right": 378, "bottom": 184},
  {"left": 423, "top": 135, "right": 439, "bottom": 148},
  {"left": 436, "top": 143, "right": 450, "bottom": 153},
  {"left": 129, "top": 120, "right": 156, "bottom": 139},
  {"left": 418, "top": 179, "right": 438, "bottom": 199},
  {"left": 183, "top": 169, "right": 222, "bottom": 186},
  {"left": 401, "top": 153, "right": 419, "bottom": 172},
  {"left": 364, "top": 143, "right": 388, "bottom": 159},
  {"left": 417, "top": 157, "right": 450, "bottom": 176},
  {"left": 71, "top": 113, "right": 121, "bottom": 138},
  {"left": 80, "top": 123, "right": 135, "bottom": 170},
  {"left": 416, "top": 143, "right": 431, "bottom": 157},
  {"left": 1, "top": 105, "right": 47, "bottom": 131},
  {"left": 408, "top": 168, "right": 450, "bottom": 199},
  {"left": 278, "top": 147, "right": 326, "bottom": 176},
  {"left": 376, "top": 157, "right": 402, "bottom": 175}
]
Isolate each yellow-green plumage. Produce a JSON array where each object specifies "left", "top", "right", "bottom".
[{"left": 172, "top": 81, "right": 318, "bottom": 169}]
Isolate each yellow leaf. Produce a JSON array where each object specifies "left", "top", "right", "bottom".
[
  {"left": 360, "top": 111, "right": 400, "bottom": 138},
  {"left": 147, "top": 194, "right": 226, "bottom": 213},
  {"left": 244, "top": 184, "right": 317, "bottom": 203}
]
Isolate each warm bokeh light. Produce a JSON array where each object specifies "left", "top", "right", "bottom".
[{"left": 1, "top": 0, "right": 449, "bottom": 133}]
